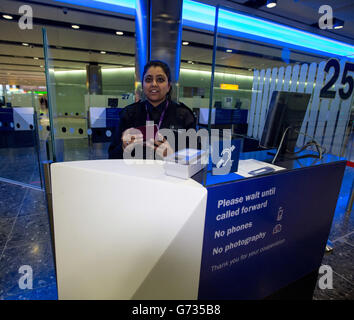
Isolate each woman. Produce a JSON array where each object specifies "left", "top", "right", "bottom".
[{"left": 108, "top": 60, "right": 196, "bottom": 159}]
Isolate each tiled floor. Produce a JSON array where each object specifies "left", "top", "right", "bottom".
[
  {"left": 312, "top": 165, "right": 354, "bottom": 300},
  {"left": 0, "top": 177, "right": 57, "bottom": 300},
  {"left": 0, "top": 143, "right": 353, "bottom": 300}
]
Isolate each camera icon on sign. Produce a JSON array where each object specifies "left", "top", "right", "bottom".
[{"left": 273, "top": 224, "right": 282, "bottom": 235}]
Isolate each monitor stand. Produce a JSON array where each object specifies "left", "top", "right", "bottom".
[
  {"left": 267, "top": 151, "right": 320, "bottom": 162},
  {"left": 268, "top": 139, "right": 322, "bottom": 162}
]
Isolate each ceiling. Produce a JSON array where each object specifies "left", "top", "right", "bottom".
[
  {"left": 0, "top": 0, "right": 353, "bottom": 87},
  {"left": 222, "top": 0, "right": 354, "bottom": 40}
]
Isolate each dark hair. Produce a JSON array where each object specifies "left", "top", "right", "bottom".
[{"left": 142, "top": 60, "right": 172, "bottom": 99}]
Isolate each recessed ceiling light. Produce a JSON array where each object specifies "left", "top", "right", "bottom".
[
  {"left": 34, "top": 57, "right": 39, "bottom": 60},
  {"left": 187, "top": 60, "right": 194, "bottom": 64},
  {"left": 71, "top": 25, "right": 80, "bottom": 29},
  {"left": 100, "top": 51, "right": 106, "bottom": 54},
  {"left": 266, "top": 0, "right": 277, "bottom": 8},
  {"left": 40, "top": 65, "right": 44, "bottom": 68},
  {"left": 116, "top": 31, "right": 124, "bottom": 35},
  {"left": 226, "top": 49, "right": 232, "bottom": 53},
  {"left": 22, "top": 43, "right": 29, "bottom": 46},
  {"left": 182, "top": 41, "right": 189, "bottom": 46},
  {"left": 2, "top": 15, "right": 13, "bottom": 20}
]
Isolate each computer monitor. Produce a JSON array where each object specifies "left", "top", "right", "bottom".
[
  {"left": 108, "top": 98, "right": 118, "bottom": 108},
  {"left": 234, "top": 98, "right": 242, "bottom": 109},
  {"left": 214, "top": 101, "right": 222, "bottom": 109},
  {"left": 260, "top": 91, "right": 311, "bottom": 156}
]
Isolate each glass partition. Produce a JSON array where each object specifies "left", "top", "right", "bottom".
[
  {"left": 209, "top": 5, "right": 354, "bottom": 161},
  {"left": 0, "top": 88, "right": 43, "bottom": 188},
  {"left": 42, "top": 15, "right": 136, "bottom": 162},
  {"left": 178, "top": 20, "right": 217, "bottom": 185},
  {"left": 179, "top": 18, "right": 215, "bottom": 129},
  {"left": 344, "top": 118, "right": 354, "bottom": 163}
]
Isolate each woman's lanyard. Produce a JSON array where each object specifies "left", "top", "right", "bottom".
[{"left": 145, "top": 100, "right": 169, "bottom": 130}]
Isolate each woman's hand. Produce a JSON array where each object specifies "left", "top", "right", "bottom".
[
  {"left": 122, "top": 128, "right": 173, "bottom": 159},
  {"left": 122, "top": 128, "right": 144, "bottom": 150},
  {"left": 146, "top": 132, "right": 174, "bottom": 159}
]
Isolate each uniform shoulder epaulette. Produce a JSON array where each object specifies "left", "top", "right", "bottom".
[{"left": 177, "top": 101, "right": 194, "bottom": 113}]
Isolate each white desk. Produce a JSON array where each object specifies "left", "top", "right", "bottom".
[{"left": 51, "top": 160, "right": 207, "bottom": 300}]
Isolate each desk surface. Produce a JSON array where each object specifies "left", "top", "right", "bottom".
[{"left": 202, "top": 150, "right": 346, "bottom": 187}]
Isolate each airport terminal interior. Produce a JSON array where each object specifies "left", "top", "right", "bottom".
[{"left": 0, "top": 0, "right": 353, "bottom": 300}]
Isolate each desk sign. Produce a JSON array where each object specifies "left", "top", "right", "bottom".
[
  {"left": 211, "top": 139, "right": 242, "bottom": 175},
  {"left": 198, "top": 162, "right": 345, "bottom": 299}
]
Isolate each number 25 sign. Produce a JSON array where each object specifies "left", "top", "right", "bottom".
[{"left": 320, "top": 59, "right": 354, "bottom": 100}]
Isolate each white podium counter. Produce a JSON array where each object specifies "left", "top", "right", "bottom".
[{"left": 51, "top": 160, "right": 207, "bottom": 300}]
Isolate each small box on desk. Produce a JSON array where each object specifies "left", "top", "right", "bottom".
[{"left": 164, "top": 149, "right": 207, "bottom": 179}]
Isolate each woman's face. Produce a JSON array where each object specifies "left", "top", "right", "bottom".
[{"left": 143, "top": 66, "right": 171, "bottom": 106}]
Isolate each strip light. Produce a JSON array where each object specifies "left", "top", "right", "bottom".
[
  {"left": 182, "top": 0, "right": 353, "bottom": 58},
  {"left": 53, "top": 0, "right": 354, "bottom": 58},
  {"left": 217, "top": 9, "right": 354, "bottom": 58},
  {"left": 180, "top": 68, "right": 254, "bottom": 80},
  {"left": 53, "top": 0, "right": 135, "bottom": 15},
  {"left": 182, "top": 0, "right": 216, "bottom": 31},
  {"left": 54, "top": 67, "right": 135, "bottom": 74},
  {"left": 53, "top": 68, "right": 252, "bottom": 80}
]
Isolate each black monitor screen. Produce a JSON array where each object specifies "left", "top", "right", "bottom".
[
  {"left": 260, "top": 91, "right": 311, "bottom": 154},
  {"left": 234, "top": 99, "right": 242, "bottom": 109},
  {"left": 214, "top": 101, "right": 222, "bottom": 109},
  {"left": 108, "top": 98, "right": 118, "bottom": 108}
]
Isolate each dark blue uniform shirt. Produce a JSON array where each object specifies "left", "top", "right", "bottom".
[{"left": 108, "top": 99, "right": 196, "bottom": 159}]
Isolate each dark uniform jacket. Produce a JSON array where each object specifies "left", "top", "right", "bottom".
[{"left": 108, "top": 99, "right": 196, "bottom": 159}]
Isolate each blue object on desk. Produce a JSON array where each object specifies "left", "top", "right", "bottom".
[{"left": 248, "top": 166, "right": 275, "bottom": 176}]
